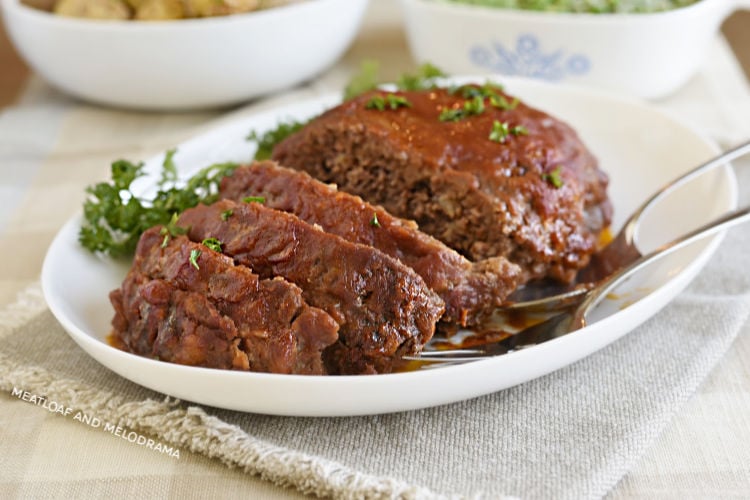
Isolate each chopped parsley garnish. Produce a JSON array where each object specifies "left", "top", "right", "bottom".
[
  {"left": 511, "top": 124, "right": 529, "bottom": 136},
  {"left": 159, "top": 213, "right": 188, "bottom": 248},
  {"left": 242, "top": 196, "right": 266, "bottom": 204},
  {"left": 344, "top": 61, "right": 447, "bottom": 100},
  {"left": 542, "top": 166, "right": 564, "bottom": 188},
  {"left": 79, "top": 155, "right": 237, "bottom": 258},
  {"left": 370, "top": 212, "right": 381, "bottom": 227},
  {"left": 220, "top": 209, "right": 233, "bottom": 221},
  {"left": 201, "top": 237, "right": 223, "bottom": 253},
  {"left": 247, "top": 119, "right": 308, "bottom": 161},
  {"left": 365, "top": 96, "right": 385, "bottom": 110},
  {"left": 489, "top": 120, "right": 528, "bottom": 143},
  {"left": 450, "top": 84, "right": 481, "bottom": 99},
  {"left": 189, "top": 249, "right": 201, "bottom": 270},
  {"left": 365, "top": 93, "right": 412, "bottom": 111},
  {"left": 439, "top": 82, "right": 522, "bottom": 123},
  {"left": 481, "top": 81, "right": 505, "bottom": 95},
  {"left": 440, "top": 95, "right": 487, "bottom": 122},
  {"left": 439, "top": 108, "right": 466, "bottom": 122},
  {"left": 465, "top": 95, "right": 485, "bottom": 115},
  {"left": 489, "top": 94, "right": 519, "bottom": 111},
  {"left": 450, "top": 81, "right": 505, "bottom": 100}
]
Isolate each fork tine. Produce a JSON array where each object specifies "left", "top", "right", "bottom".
[
  {"left": 415, "top": 348, "right": 485, "bottom": 357},
  {"left": 409, "top": 359, "right": 472, "bottom": 368},
  {"left": 402, "top": 345, "right": 509, "bottom": 363},
  {"left": 402, "top": 349, "right": 486, "bottom": 362},
  {"left": 407, "top": 312, "right": 575, "bottom": 364}
]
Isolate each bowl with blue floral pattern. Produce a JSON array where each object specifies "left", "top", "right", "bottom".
[{"left": 401, "top": 0, "right": 749, "bottom": 99}]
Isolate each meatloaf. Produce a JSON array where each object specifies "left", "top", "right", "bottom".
[
  {"left": 177, "top": 199, "right": 445, "bottom": 374},
  {"left": 109, "top": 227, "right": 339, "bottom": 375},
  {"left": 272, "top": 85, "right": 613, "bottom": 284},
  {"left": 219, "top": 161, "right": 523, "bottom": 326}
]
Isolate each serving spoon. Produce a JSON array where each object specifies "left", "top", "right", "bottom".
[
  {"left": 407, "top": 201, "right": 750, "bottom": 364},
  {"left": 503, "top": 139, "right": 750, "bottom": 313}
]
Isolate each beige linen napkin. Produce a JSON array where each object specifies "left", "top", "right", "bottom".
[{"left": 2, "top": 213, "right": 749, "bottom": 498}]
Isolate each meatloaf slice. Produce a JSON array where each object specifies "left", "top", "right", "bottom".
[
  {"left": 109, "top": 227, "right": 339, "bottom": 375},
  {"left": 177, "top": 199, "right": 445, "bottom": 374},
  {"left": 271, "top": 85, "right": 613, "bottom": 284},
  {"left": 219, "top": 161, "right": 523, "bottom": 327}
]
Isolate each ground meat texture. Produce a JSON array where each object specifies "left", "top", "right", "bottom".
[
  {"left": 177, "top": 199, "right": 445, "bottom": 375},
  {"left": 220, "top": 161, "right": 523, "bottom": 327},
  {"left": 109, "top": 227, "right": 339, "bottom": 375},
  {"left": 271, "top": 86, "right": 613, "bottom": 284}
]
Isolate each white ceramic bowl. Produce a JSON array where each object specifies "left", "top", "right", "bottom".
[
  {"left": 401, "top": 0, "right": 749, "bottom": 99},
  {"left": 0, "top": 0, "right": 369, "bottom": 110}
]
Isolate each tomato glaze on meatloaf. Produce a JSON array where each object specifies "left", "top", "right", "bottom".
[{"left": 272, "top": 85, "right": 613, "bottom": 284}]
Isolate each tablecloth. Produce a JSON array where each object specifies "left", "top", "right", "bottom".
[{"left": 2, "top": 2, "right": 750, "bottom": 498}]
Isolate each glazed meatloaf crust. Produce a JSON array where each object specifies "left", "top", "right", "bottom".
[
  {"left": 178, "top": 199, "right": 445, "bottom": 374},
  {"left": 219, "top": 161, "right": 523, "bottom": 326},
  {"left": 109, "top": 227, "right": 339, "bottom": 375},
  {"left": 272, "top": 85, "right": 613, "bottom": 284}
]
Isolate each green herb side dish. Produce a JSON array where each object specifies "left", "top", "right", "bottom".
[{"left": 442, "top": 0, "right": 699, "bottom": 14}]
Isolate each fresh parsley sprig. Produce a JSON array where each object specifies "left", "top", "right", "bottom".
[{"left": 79, "top": 154, "right": 238, "bottom": 258}]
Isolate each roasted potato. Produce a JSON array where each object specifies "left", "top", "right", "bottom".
[{"left": 54, "top": 0, "right": 131, "bottom": 19}]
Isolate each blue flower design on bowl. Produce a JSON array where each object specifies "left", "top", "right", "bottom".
[{"left": 470, "top": 34, "right": 591, "bottom": 82}]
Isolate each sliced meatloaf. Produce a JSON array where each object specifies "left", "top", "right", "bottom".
[
  {"left": 177, "top": 199, "right": 445, "bottom": 374},
  {"left": 109, "top": 227, "right": 339, "bottom": 375},
  {"left": 219, "top": 161, "right": 523, "bottom": 326},
  {"left": 272, "top": 85, "right": 612, "bottom": 284}
]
